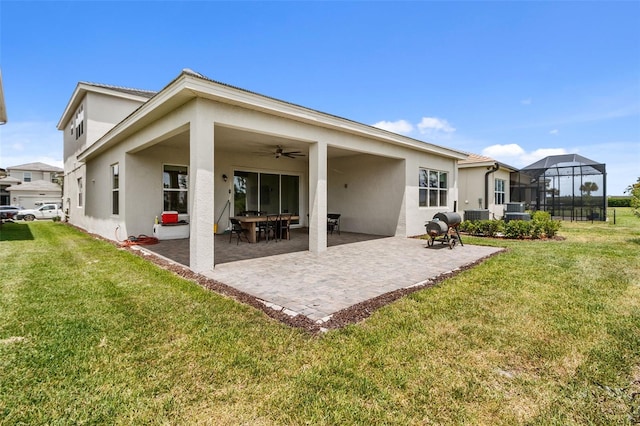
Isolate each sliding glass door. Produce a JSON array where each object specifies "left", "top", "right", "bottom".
[
  {"left": 234, "top": 171, "right": 300, "bottom": 222},
  {"left": 281, "top": 175, "right": 299, "bottom": 216}
]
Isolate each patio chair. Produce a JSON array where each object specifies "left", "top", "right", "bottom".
[
  {"left": 256, "top": 211, "right": 268, "bottom": 241},
  {"left": 229, "top": 218, "right": 249, "bottom": 244},
  {"left": 264, "top": 214, "right": 279, "bottom": 243},
  {"left": 327, "top": 213, "right": 341, "bottom": 235},
  {"left": 278, "top": 213, "right": 292, "bottom": 240}
]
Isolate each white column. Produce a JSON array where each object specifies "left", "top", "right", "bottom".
[
  {"left": 189, "top": 100, "right": 215, "bottom": 272},
  {"left": 308, "top": 141, "right": 327, "bottom": 253}
]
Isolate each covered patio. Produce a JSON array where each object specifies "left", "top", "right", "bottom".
[{"left": 147, "top": 228, "right": 387, "bottom": 266}]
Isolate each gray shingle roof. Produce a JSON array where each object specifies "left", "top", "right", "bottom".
[
  {"left": 80, "top": 82, "right": 157, "bottom": 99},
  {"left": 7, "top": 162, "right": 63, "bottom": 172},
  {"left": 5, "top": 180, "right": 62, "bottom": 192}
]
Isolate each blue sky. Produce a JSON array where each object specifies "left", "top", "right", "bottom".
[{"left": 1, "top": 1, "right": 638, "bottom": 195}]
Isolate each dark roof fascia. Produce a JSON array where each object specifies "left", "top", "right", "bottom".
[{"left": 79, "top": 70, "right": 468, "bottom": 162}]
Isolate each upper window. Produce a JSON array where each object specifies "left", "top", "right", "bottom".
[
  {"left": 23, "top": 172, "right": 32, "bottom": 182},
  {"left": 111, "top": 164, "right": 119, "bottom": 215},
  {"left": 419, "top": 169, "right": 448, "bottom": 207},
  {"left": 74, "top": 105, "right": 84, "bottom": 140},
  {"left": 163, "top": 165, "right": 188, "bottom": 213},
  {"left": 495, "top": 178, "right": 506, "bottom": 205}
]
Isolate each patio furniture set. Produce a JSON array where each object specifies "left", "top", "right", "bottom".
[{"left": 230, "top": 212, "right": 341, "bottom": 244}]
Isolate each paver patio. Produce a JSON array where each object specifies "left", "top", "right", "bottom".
[{"left": 145, "top": 232, "right": 503, "bottom": 322}]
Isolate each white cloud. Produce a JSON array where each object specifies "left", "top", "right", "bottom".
[
  {"left": 549, "top": 129, "right": 559, "bottom": 135},
  {"left": 0, "top": 121, "right": 62, "bottom": 169},
  {"left": 372, "top": 119, "right": 414, "bottom": 134},
  {"left": 417, "top": 117, "right": 456, "bottom": 134},
  {"left": 520, "top": 98, "right": 532, "bottom": 105},
  {"left": 481, "top": 144, "right": 568, "bottom": 167},
  {"left": 482, "top": 143, "right": 526, "bottom": 158}
]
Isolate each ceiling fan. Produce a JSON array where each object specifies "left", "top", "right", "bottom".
[{"left": 254, "top": 145, "right": 306, "bottom": 159}]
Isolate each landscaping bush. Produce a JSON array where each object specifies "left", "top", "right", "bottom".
[
  {"left": 477, "top": 219, "right": 503, "bottom": 237},
  {"left": 503, "top": 219, "right": 532, "bottom": 239},
  {"left": 608, "top": 197, "right": 631, "bottom": 207},
  {"left": 460, "top": 212, "right": 560, "bottom": 239},
  {"left": 530, "top": 210, "right": 561, "bottom": 238},
  {"left": 458, "top": 220, "right": 478, "bottom": 235},
  {"left": 459, "top": 220, "right": 503, "bottom": 237}
]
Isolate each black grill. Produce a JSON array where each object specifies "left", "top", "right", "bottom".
[{"left": 425, "top": 212, "right": 464, "bottom": 249}]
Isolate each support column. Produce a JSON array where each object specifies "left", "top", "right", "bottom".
[
  {"left": 308, "top": 141, "right": 327, "bottom": 253},
  {"left": 189, "top": 101, "right": 215, "bottom": 272}
]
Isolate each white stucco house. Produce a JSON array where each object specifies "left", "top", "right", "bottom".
[
  {"left": 458, "top": 153, "right": 517, "bottom": 220},
  {"left": 2, "top": 162, "right": 63, "bottom": 208},
  {"left": 58, "top": 69, "right": 468, "bottom": 272}
]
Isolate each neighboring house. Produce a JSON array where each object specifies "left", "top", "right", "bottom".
[
  {"left": 2, "top": 162, "right": 63, "bottom": 208},
  {"left": 458, "top": 153, "right": 517, "bottom": 220},
  {"left": 58, "top": 69, "right": 467, "bottom": 272},
  {"left": 0, "top": 175, "right": 21, "bottom": 205}
]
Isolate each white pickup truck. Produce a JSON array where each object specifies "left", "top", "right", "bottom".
[{"left": 16, "top": 204, "right": 63, "bottom": 221}]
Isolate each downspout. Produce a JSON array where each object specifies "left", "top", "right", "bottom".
[{"left": 484, "top": 163, "right": 499, "bottom": 209}]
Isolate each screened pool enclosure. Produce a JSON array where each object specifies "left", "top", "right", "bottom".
[{"left": 510, "top": 154, "right": 607, "bottom": 221}]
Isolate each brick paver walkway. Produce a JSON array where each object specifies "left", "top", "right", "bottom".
[{"left": 202, "top": 237, "right": 502, "bottom": 322}]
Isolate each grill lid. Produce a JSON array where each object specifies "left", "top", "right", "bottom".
[{"left": 433, "top": 212, "right": 462, "bottom": 227}]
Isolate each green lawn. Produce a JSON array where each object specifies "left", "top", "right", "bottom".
[{"left": 1, "top": 210, "right": 639, "bottom": 425}]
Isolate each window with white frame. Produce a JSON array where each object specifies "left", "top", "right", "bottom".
[
  {"left": 23, "top": 172, "right": 32, "bottom": 182},
  {"left": 74, "top": 105, "right": 84, "bottom": 140},
  {"left": 163, "top": 165, "right": 188, "bottom": 213},
  {"left": 77, "top": 177, "right": 83, "bottom": 207},
  {"left": 495, "top": 178, "right": 506, "bottom": 205},
  {"left": 111, "top": 164, "right": 119, "bottom": 215},
  {"left": 419, "top": 168, "right": 448, "bottom": 207}
]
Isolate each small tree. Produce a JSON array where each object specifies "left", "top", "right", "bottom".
[
  {"left": 626, "top": 177, "right": 640, "bottom": 218},
  {"left": 580, "top": 181, "right": 599, "bottom": 196}
]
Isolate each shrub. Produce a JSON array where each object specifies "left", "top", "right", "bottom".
[
  {"left": 530, "top": 211, "right": 561, "bottom": 238},
  {"left": 503, "top": 220, "right": 532, "bottom": 239},
  {"left": 461, "top": 213, "right": 560, "bottom": 239},
  {"left": 477, "top": 220, "right": 503, "bottom": 237},
  {"left": 459, "top": 220, "right": 478, "bottom": 235},
  {"left": 459, "top": 220, "right": 503, "bottom": 237},
  {"left": 608, "top": 197, "right": 631, "bottom": 207}
]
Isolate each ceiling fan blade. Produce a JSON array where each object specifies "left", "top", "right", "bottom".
[{"left": 283, "top": 152, "right": 306, "bottom": 158}]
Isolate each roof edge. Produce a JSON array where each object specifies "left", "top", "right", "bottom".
[{"left": 78, "top": 69, "right": 469, "bottom": 161}]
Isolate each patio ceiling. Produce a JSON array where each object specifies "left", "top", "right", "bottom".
[{"left": 152, "top": 125, "right": 366, "bottom": 160}]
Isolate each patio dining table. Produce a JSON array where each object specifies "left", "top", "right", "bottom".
[{"left": 231, "top": 215, "right": 299, "bottom": 243}]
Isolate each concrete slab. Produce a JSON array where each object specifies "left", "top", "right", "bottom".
[{"left": 202, "top": 237, "right": 502, "bottom": 321}]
